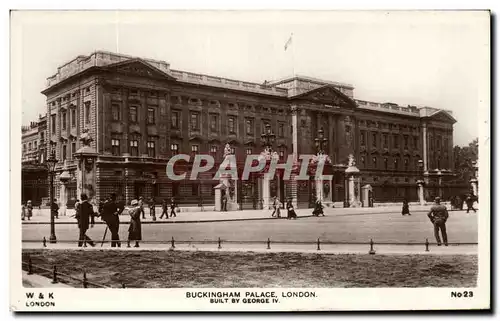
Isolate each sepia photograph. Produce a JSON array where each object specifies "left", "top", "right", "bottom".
[{"left": 10, "top": 10, "right": 490, "bottom": 311}]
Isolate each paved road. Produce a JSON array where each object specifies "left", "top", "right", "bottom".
[{"left": 23, "top": 208, "right": 478, "bottom": 245}]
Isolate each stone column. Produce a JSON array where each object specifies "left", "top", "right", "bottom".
[
  {"left": 262, "top": 176, "right": 270, "bottom": 209},
  {"left": 59, "top": 182, "right": 67, "bottom": 216},
  {"left": 315, "top": 179, "right": 323, "bottom": 203},
  {"left": 470, "top": 178, "right": 478, "bottom": 197},
  {"left": 417, "top": 180, "right": 425, "bottom": 205},
  {"left": 422, "top": 122, "right": 428, "bottom": 172},
  {"left": 290, "top": 104, "right": 299, "bottom": 209},
  {"left": 214, "top": 187, "right": 222, "bottom": 211}
]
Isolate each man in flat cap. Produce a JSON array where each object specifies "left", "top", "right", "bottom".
[
  {"left": 101, "top": 193, "right": 124, "bottom": 247},
  {"left": 427, "top": 197, "right": 449, "bottom": 246}
]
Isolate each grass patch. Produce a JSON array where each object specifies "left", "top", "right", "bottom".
[{"left": 22, "top": 249, "right": 477, "bottom": 288}]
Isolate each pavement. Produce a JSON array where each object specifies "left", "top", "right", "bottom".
[{"left": 21, "top": 203, "right": 471, "bottom": 225}]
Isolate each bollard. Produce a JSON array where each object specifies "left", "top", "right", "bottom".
[
  {"left": 51, "top": 265, "right": 58, "bottom": 284},
  {"left": 267, "top": 238, "right": 271, "bottom": 250},
  {"left": 127, "top": 240, "right": 131, "bottom": 248},
  {"left": 218, "top": 237, "right": 222, "bottom": 249},
  {"left": 425, "top": 238, "right": 430, "bottom": 252},
  {"left": 317, "top": 238, "right": 321, "bottom": 251},
  {"left": 27, "top": 257, "right": 33, "bottom": 275},
  {"left": 43, "top": 237, "right": 47, "bottom": 248},
  {"left": 83, "top": 272, "right": 88, "bottom": 288},
  {"left": 368, "top": 239, "right": 376, "bottom": 255},
  {"left": 171, "top": 236, "right": 175, "bottom": 249}
]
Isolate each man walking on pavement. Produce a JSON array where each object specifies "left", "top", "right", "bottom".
[
  {"left": 465, "top": 194, "right": 477, "bottom": 213},
  {"left": 149, "top": 198, "right": 156, "bottom": 221},
  {"left": 427, "top": 196, "right": 449, "bottom": 246},
  {"left": 170, "top": 197, "right": 177, "bottom": 218},
  {"left": 160, "top": 199, "right": 169, "bottom": 219},
  {"left": 101, "top": 193, "right": 124, "bottom": 247},
  {"left": 76, "top": 193, "right": 96, "bottom": 247}
]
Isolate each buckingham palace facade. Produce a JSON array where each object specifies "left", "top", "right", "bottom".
[{"left": 21, "top": 51, "right": 459, "bottom": 208}]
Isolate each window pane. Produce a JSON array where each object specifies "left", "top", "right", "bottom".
[
  {"left": 148, "top": 108, "right": 155, "bottom": 124},
  {"left": 85, "top": 102, "right": 91, "bottom": 124},
  {"left": 172, "top": 112, "right": 179, "bottom": 129}
]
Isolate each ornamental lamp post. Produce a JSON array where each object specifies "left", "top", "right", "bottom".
[
  {"left": 314, "top": 127, "right": 328, "bottom": 155},
  {"left": 46, "top": 150, "right": 58, "bottom": 243},
  {"left": 261, "top": 123, "right": 276, "bottom": 151},
  {"left": 314, "top": 127, "right": 329, "bottom": 203}
]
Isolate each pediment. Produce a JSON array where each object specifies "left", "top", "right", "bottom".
[
  {"left": 291, "top": 85, "right": 356, "bottom": 109},
  {"left": 426, "top": 110, "right": 457, "bottom": 124},
  {"left": 105, "top": 59, "right": 177, "bottom": 81}
]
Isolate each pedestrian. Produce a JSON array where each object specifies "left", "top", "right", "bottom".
[
  {"left": 100, "top": 193, "right": 124, "bottom": 247},
  {"left": 170, "top": 197, "right": 177, "bottom": 218},
  {"left": 402, "top": 199, "right": 411, "bottom": 216},
  {"left": 149, "top": 198, "right": 156, "bottom": 221},
  {"left": 24, "top": 200, "right": 33, "bottom": 220},
  {"left": 465, "top": 194, "right": 477, "bottom": 213},
  {"left": 160, "top": 199, "right": 169, "bottom": 219},
  {"left": 138, "top": 196, "right": 145, "bottom": 219},
  {"left": 221, "top": 192, "right": 228, "bottom": 212},
  {"left": 286, "top": 198, "right": 297, "bottom": 220},
  {"left": 76, "top": 194, "right": 96, "bottom": 247},
  {"left": 427, "top": 197, "right": 449, "bottom": 246},
  {"left": 271, "top": 196, "right": 281, "bottom": 218},
  {"left": 312, "top": 200, "right": 325, "bottom": 216},
  {"left": 51, "top": 198, "right": 59, "bottom": 219},
  {"left": 21, "top": 203, "right": 26, "bottom": 221},
  {"left": 127, "top": 199, "right": 142, "bottom": 248}
]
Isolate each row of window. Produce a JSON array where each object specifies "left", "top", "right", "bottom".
[
  {"left": 429, "top": 136, "right": 450, "bottom": 151},
  {"left": 359, "top": 156, "right": 413, "bottom": 171},
  {"left": 108, "top": 139, "right": 286, "bottom": 159},
  {"left": 50, "top": 102, "right": 91, "bottom": 134},
  {"left": 22, "top": 141, "right": 38, "bottom": 152},
  {"left": 49, "top": 87, "right": 92, "bottom": 106},
  {"left": 358, "top": 156, "right": 448, "bottom": 171},
  {"left": 111, "top": 105, "right": 287, "bottom": 137},
  {"left": 360, "top": 131, "right": 418, "bottom": 149}
]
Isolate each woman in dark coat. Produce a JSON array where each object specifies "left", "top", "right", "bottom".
[
  {"left": 286, "top": 198, "right": 298, "bottom": 220},
  {"left": 128, "top": 199, "right": 142, "bottom": 247},
  {"left": 402, "top": 199, "right": 410, "bottom": 216},
  {"left": 312, "top": 200, "right": 325, "bottom": 216}
]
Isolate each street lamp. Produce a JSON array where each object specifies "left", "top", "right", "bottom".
[
  {"left": 314, "top": 127, "right": 329, "bottom": 204},
  {"left": 46, "top": 149, "right": 58, "bottom": 243},
  {"left": 261, "top": 123, "right": 276, "bottom": 151},
  {"left": 314, "top": 127, "right": 328, "bottom": 155}
]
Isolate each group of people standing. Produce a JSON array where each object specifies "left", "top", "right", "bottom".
[
  {"left": 270, "top": 196, "right": 298, "bottom": 219},
  {"left": 74, "top": 194, "right": 180, "bottom": 248},
  {"left": 270, "top": 196, "right": 325, "bottom": 219}
]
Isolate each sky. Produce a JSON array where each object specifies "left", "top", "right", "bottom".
[{"left": 13, "top": 10, "right": 489, "bottom": 146}]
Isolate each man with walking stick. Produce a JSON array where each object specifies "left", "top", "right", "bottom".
[{"left": 100, "top": 193, "right": 124, "bottom": 247}]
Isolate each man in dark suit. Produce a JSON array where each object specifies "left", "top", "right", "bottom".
[
  {"left": 101, "top": 193, "right": 124, "bottom": 247},
  {"left": 76, "top": 193, "right": 96, "bottom": 247},
  {"left": 427, "top": 197, "right": 449, "bottom": 246},
  {"left": 170, "top": 197, "right": 177, "bottom": 217}
]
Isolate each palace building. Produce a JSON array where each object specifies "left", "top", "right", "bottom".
[{"left": 22, "top": 51, "right": 460, "bottom": 208}]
